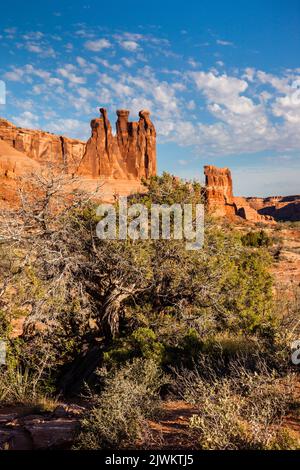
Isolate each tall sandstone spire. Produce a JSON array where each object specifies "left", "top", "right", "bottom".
[
  {"left": 204, "top": 165, "right": 237, "bottom": 217},
  {"left": 78, "top": 108, "right": 156, "bottom": 179}
]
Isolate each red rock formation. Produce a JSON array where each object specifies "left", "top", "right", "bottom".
[
  {"left": 0, "top": 139, "right": 42, "bottom": 207},
  {"left": 0, "top": 108, "right": 156, "bottom": 181},
  {"left": 0, "top": 108, "right": 157, "bottom": 206},
  {"left": 0, "top": 118, "right": 86, "bottom": 174},
  {"left": 79, "top": 108, "right": 156, "bottom": 179},
  {"left": 204, "top": 165, "right": 237, "bottom": 217},
  {"left": 204, "top": 165, "right": 275, "bottom": 223}
]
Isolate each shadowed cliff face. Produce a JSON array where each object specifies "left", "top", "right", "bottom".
[
  {"left": 247, "top": 196, "right": 300, "bottom": 222},
  {"left": 78, "top": 108, "right": 156, "bottom": 180}
]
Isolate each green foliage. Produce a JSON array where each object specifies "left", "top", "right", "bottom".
[
  {"left": 138, "top": 172, "right": 203, "bottom": 207},
  {"left": 103, "top": 327, "right": 165, "bottom": 366},
  {"left": 0, "top": 357, "right": 55, "bottom": 405},
  {"left": 241, "top": 230, "right": 272, "bottom": 247},
  {"left": 1, "top": 171, "right": 299, "bottom": 450},
  {"left": 220, "top": 248, "right": 275, "bottom": 335},
  {"left": 131, "top": 328, "right": 165, "bottom": 362},
  {"left": 0, "top": 309, "right": 11, "bottom": 339}
]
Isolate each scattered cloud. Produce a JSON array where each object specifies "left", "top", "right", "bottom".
[
  {"left": 57, "top": 65, "right": 86, "bottom": 84},
  {"left": 120, "top": 40, "right": 139, "bottom": 51},
  {"left": 216, "top": 39, "right": 234, "bottom": 46},
  {"left": 12, "top": 111, "right": 39, "bottom": 128},
  {"left": 84, "top": 38, "right": 111, "bottom": 51},
  {"left": 4, "top": 68, "right": 24, "bottom": 81},
  {"left": 24, "top": 43, "right": 56, "bottom": 58},
  {"left": 191, "top": 71, "right": 256, "bottom": 115}
]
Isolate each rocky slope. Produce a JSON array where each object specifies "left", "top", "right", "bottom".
[{"left": 0, "top": 139, "right": 42, "bottom": 206}]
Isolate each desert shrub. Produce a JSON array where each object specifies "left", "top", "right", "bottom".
[
  {"left": 0, "top": 336, "right": 56, "bottom": 406},
  {"left": 136, "top": 172, "right": 203, "bottom": 207},
  {"left": 0, "top": 172, "right": 281, "bottom": 394},
  {"left": 269, "top": 285, "right": 300, "bottom": 369},
  {"left": 241, "top": 230, "right": 272, "bottom": 247},
  {"left": 74, "top": 358, "right": 166, "bottom": 449},
  {"left": 0, "top": 363, "right": 53, "bottom": 405},
  {"left": 0, "top": 309, "right": 11, "bottom": 339},
  {"left": 174, "top": 363, "right": 298, "bottom": 450},
  {"left": 280, "top": 221, "right": 300, "bottom": 229}
]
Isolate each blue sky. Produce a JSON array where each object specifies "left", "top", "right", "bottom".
[{"left": 0, "top": 0, "right": 299, "bottom": 196}]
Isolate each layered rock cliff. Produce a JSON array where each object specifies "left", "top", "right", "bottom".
[
  {"left": 0, "top": 108, "right": 156, "bottom": 181},
  {"left": 0, "top": 118, "right": 86, "bottom": 174}
]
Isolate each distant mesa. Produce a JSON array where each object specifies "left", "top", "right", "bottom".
[{"left": 246, "top": 195, "right": 300, "bottom": 222}]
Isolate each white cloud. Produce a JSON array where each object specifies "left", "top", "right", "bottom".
[
  {"left": 12, "top": 111, "right": 39, "bottom": 129},
  {"left": 273, "top": 94, "right": 300, "bottom": 123},
  {"left": 84, "top": 38, "right": 111, "bottom": 51},
  {"left": 57, "top": 65, "right": 86, "bottom": 84},
  {"left": 76, "top": 56, "right": 99, "bottom": 74},
  {"left": 191, "top": 71, "right": 256, "bottom": 115},
  {"left": 216, "top": 39, "right": 234, "bottom": 46},
  {"left": 256, "top": 70, "right": 290, "bottom": 93},
  {"left": 121, "top": 57, "right": 135, "bottom": 67},
  {"left": 153, "top": 84, "right": 178, "bottom": 111},
  {"left": 243, "top": 67, "right": 255, "bottom": 82},
  {"left": 22, "top": 31, "right": 44, "bottom": 40},
  {"left": 94, "top": 58, "right": 120, "bottom": 71},
  {"left": 3, "top": 26, "right": 300, "bottom": 163},
  {"left": 77, "top": 87, "right": 94, "bottom": 99},
  {"left": 46, "top": 118, "right": 89, "bottom": 139},
  {"left": 120, "top": 40, "right": 139, "bottom": 51},
  {"left": 188, "top": 58, "right": 199, "bottom": 68},
  {"left": 25, "top": 43, "right": 56, "bottom": 58},
  {"left": 4, "top": 68, "right": 24, "bottom": 81}
]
